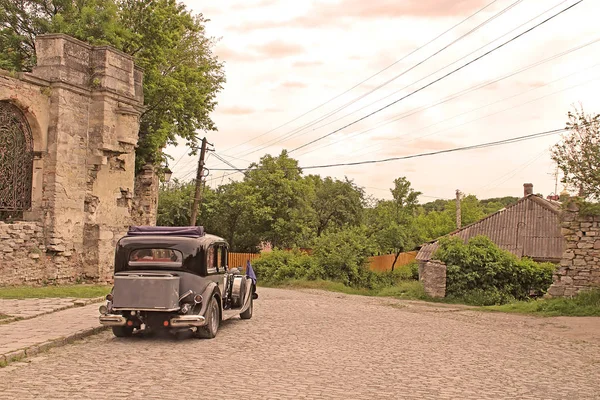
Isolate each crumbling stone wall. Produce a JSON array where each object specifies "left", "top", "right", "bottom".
[
  {"left": 418, "top": 260, "right": 447, "bottom": 298},
  {"left": 0, "top": 221, "right": 84, "bottom": 285},
  {"left": 547, "top": 204, "right": 600, "bottom": 297},
  {"left": 0, "top": 34, "right": 146, "bottom": 285},
  {"left": 132, "top": 165, "right": 159, "bottom": 227}
]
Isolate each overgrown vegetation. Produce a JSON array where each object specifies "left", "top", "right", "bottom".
[
  {"left": 486, "top": 289, "right": 600, "bottom": 316},
  {"left": 0, "top": 284, "right": 112, "bottom": 299},
  {"left": 252, "top": 231, "right": 421, "bottom": 295},
  {"left": 434, "top": 236, "right": 556, "bottom": 306}
]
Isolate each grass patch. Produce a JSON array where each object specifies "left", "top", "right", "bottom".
[
  {"left": 260, "top": 279, "right": 428, "bottom": 300},
  {"left": 485, "top": 289, "right": 600, "bottom": 317},
  {"left": 0, "top": 284, "right": 112, "bottom": 299}
]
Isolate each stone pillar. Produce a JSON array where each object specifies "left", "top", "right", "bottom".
[
  {"left": 132, "top": 165, "right": 159, "bottom": 226},
  {"left": 547, "top": 200, "right": 600, "bottom": 297},
  {"left": 419, "top": 260, "right": 447, "bottom": 298},
  {"left": 32, "top": 34, "right": 144, "bottom": 282},
  {"left": 33, "top": 34, "right": 94, "bottom": 254}
]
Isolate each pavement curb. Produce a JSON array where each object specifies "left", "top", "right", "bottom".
[
  {"left": 0, "top": 324, "right": 109, "bottom": 367},
  {"left": 0, "top": 296, "right": 105, "bottom": 325}
]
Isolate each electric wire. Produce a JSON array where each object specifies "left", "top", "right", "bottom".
[{"left": 287, "top": 1, "right": 583, "bottom": 154}]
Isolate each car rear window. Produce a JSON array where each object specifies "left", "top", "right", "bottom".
[{"left": 128, "top": 248, "right": 183, "bottom": 267}]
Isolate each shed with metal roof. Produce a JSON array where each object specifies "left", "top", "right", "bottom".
[{"left": 416, "top": 194, "right": 564, "bottom": 263}]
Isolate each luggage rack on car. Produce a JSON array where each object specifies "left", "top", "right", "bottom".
[{"left": 126, "top": 226, "right": 205, "bottom": 238}]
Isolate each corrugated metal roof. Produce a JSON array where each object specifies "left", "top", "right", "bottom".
[{"left": 416, "top": 195, "right": 564, "bottom": 262}]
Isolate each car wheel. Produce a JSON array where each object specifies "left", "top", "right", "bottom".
[
  {"left": 196, "top": 296, "right": 220, "bottom": 339},
  {"left": 112, "top": 326, "right": 134, "bottom": 338},
  {"left": 240, "top": 293, "right": 253, "bottom": 320}
]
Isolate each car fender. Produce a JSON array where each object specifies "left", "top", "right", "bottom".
[
  {"left": 238, "top": 278, "right": 253, "bottom": 315},
  {"left": 196, "top": 282, "right": 222, "bottom": 320}
]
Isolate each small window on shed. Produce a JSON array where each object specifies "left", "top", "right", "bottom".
[{"left": 129, "top": 248, "right": 183, "bottom": 266}]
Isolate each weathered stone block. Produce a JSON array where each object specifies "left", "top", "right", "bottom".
[{"left": 419, "top": 261, "right": 446, "bottom": 298}]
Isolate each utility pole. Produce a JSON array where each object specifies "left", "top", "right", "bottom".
[
  {"left": 190, "top": 137, "right": 209, "bottom": 226},
  {"left": 456, "top": 189, "right": 462, "bottom": 229}
]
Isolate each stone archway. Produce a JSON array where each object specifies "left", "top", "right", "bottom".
[{"left": 0, "top": 101, "right": 34, "bottom": 220}]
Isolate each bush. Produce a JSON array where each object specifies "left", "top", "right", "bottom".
[
  {"left": 252, "top": 249, "right": 322, "bottom": 284},
  {"left": 312, "top": 227, "right": 375, "bottom": 287},
  {"left": 434, "top": 236, "right": 556, "bottom": 304}
]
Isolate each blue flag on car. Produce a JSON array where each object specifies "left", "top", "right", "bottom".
[{"left": 246, "top": 260, "right": 257, "bottom": 284}]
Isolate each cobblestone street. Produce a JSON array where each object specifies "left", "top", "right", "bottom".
[{"left": 1, "top": 287, "right": 599, "bottom": 399}]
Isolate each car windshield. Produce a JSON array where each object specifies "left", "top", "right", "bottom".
[{"left": 128, "top": 248, "right": 183, "bottom": 267}]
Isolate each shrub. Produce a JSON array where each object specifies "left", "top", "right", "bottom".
[
  {"left": 252, "top": 249, "right": 322, "bottom": 284},
  {"left": 434, "top": 235, "right": 556, "bottom": 304},
  {"left": 312, "top": 226, "right": 375, "bottom": 287}
]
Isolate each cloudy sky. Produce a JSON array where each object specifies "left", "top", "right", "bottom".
[{"left": 168, "top": 0, "right": 600, "bottom": 202}]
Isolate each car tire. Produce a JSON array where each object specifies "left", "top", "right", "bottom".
[
  {"left": 112, "top": 326, "right": 134, "bottom": 338},
  {"left": 240, "top": 292, "right": 253, "bottom": 320},
  {"left": 196, "top": 296, "right": 220, "bottom": 339}
]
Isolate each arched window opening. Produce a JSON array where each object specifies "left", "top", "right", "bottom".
[{"left": 0, "top": 101, "right": 34, "bottom": 221}]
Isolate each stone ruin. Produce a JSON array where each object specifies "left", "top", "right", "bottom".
[
  {"left": 0, "top": 34, "right": 158, "bottom": 285},
  {"left": 547, "top": 201, "right": 600, "bottom": 297}
]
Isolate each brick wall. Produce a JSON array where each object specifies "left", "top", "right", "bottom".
[
  {"left": 547, "top": 204, "right": 600, "bottom": 297},
  {"left": 0, "top": 221, "right": 85, "bottom": 285}
]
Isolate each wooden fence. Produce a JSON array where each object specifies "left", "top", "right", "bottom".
[
  {"left": 367, "top": 251, "right": 417, "bottom": 272},
  {"left": 228, "top": 252, "right": 261, "bottom": 270},
  {"left": 228, "top": 251, "right": 417, "bottom": 273}
]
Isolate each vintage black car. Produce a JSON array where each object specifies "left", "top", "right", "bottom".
[{"left": 99, "top": 226, "right": 256, "bottom": 339}]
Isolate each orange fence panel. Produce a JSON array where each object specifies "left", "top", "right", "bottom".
[
  {"left": 228, "top": 252, "right": 261, "bottom": 271},
  {"left": 368, "top": 251, "right": 417, "bottom": 272}
]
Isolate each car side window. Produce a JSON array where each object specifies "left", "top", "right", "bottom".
[
  {"left": 221, "top": 246, "right": 228, "bottom": 270},
  {"left": 207, "top": 245, "right": 218, "bottom": 274},
  {"left": 216, "top": 245, "right": 223, "bottom": 273}
]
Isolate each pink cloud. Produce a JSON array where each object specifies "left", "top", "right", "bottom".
[
  {"left": 215, "top": 46, "right": 258, "bottom": 63},
  {"left": 280, "top": 81, "right": 308, "bottom": 89},
  {"left": 229, "top": 0, "right": 487, "bottom": 32},
  {"left": 219, "top": 106, "right": 256, "bottom": 115},
  {"left": 293, "top": 60, "right": 324, "bottom": 68},
  {"left": 252, "top": 41, "right": 305, "bottom": 58}
]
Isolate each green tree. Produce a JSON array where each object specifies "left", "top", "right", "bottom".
[
  {"left": 156, "top": 179, "right": 195, "bottom": 226},
  {"left": 551, "top": 108, "right": 600, "bottom": 200},
  {"left": 368, "top": 177, "right": 422, "bottom": 270},
  {"left": 307, "top": 175, "right": 364, "bottom": 236},
  {"left": 243, "top": 151, "right": 313, "bottom": 249},
  {"left": 0, "top": 0, "right": 225, "bottom": 172}
]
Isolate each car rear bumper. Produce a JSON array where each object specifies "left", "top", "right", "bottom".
[
  {"left": 99, "top": 314, "right": 127, "bottom": 326},
  {"left": 169, "top": 315, "right": 206, "bottom": 327}
]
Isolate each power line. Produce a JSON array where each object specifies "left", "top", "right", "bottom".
[
  {"left": 214, "top": 0, "right": 501, "bottom": 158},
  {"left": 231, "top": 0, "right": 521, "bottom": 159},
  {"left": 352, "top": 71, "right": 600, "bottom": 159},
  {"left": 193, "top": 70, "right": 599, "bottom": 184},
  {"left": 288, "top": 1, "right": 584, "bottom": 154},
  {"left": 300, "top": 36, "right": 600, "bottom": 157},
  {"left": 206, "top": 128, "right": 565, "bottom": 172},
  {"left": 295, "top": 0, "right": 576, "bottom": 156}
]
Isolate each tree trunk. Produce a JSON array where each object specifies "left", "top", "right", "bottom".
[{"left": 391, "top": 250, "right": 402, "bottom": 272}]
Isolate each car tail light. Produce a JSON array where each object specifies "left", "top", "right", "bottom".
[
  {"left": 163, "top": 320, "right": 169, "bottom": 327},
  {"left": 127, "top": 320, "right": 133, "bottom": 327}
]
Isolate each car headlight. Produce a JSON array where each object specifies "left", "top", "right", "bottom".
[{"left": 99, "top": 305, "right": 108, "bottom": 315}]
